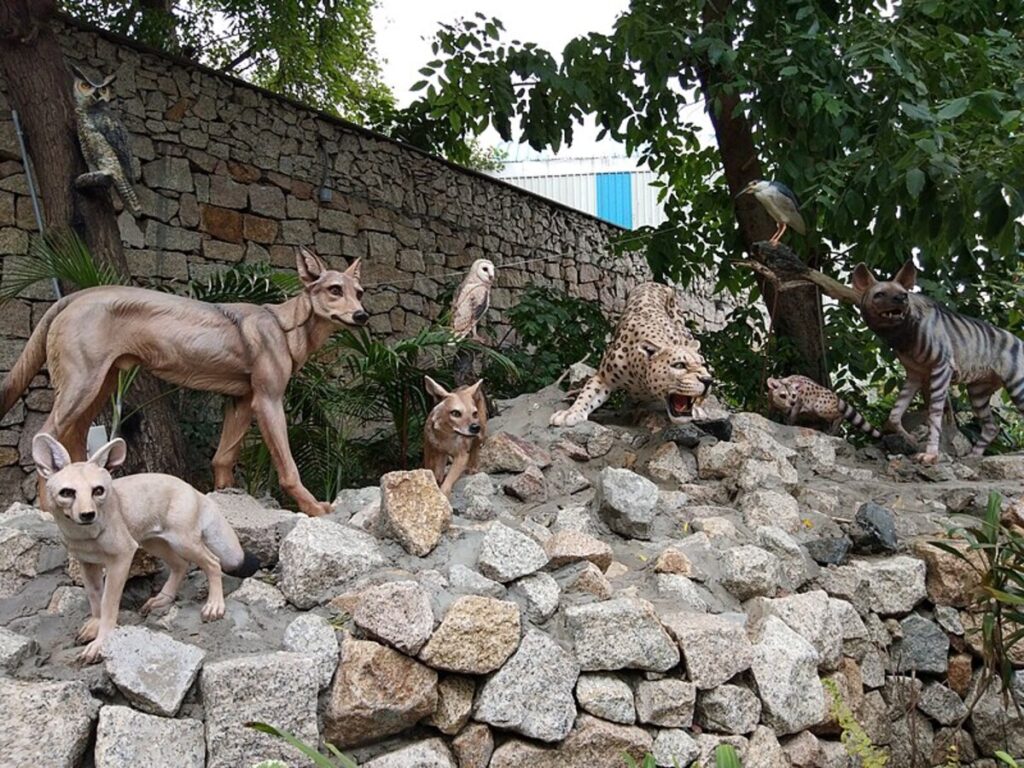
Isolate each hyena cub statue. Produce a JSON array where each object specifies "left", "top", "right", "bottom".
[
  {"left": 853, "top": 259, "right": 1024, "bottom": 463},
  {"left": 767, "top": 375, "right": 882, "bottom": 438}
]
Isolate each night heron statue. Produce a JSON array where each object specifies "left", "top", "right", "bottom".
[{"left": 737, "top": 179, "right": 807, "bottom": 245}]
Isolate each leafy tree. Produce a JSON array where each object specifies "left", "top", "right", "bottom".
[
  {"left": 388, "top": 1, "right": 1024, "bottom": 406},
  {"left": 62, "top": 0, "right": 394, "bottom": 121}
]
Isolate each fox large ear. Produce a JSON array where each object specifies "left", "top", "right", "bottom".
[
  {"left": 33, "top": 433, "right": 71, "bottom": 478},
  {"left": 851, "top": 263, "right": 876, "bottom": 293},
  {"left": 424, "top": 375, "right": 450, "bottom": 400},
  {"left": 88, "top": 438, "right": 127, "bottom": 470},
  {"left": 464, "top": 379, "right": 484, "bottom": 399},
  {"left": 893, "top": 259, "right": 917, "bottom": 290},
  {"left": 766, "top": 377, "right": 781, "bottom": 390},
  {"left": 296, "top": 246, "right": 326, "bottom": 286},
  {"left": 345, "top": 258, "right": 362, "bottom": 282}
]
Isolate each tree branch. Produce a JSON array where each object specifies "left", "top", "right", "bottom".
[{"left": 737, "top": 242, "right": 863, "bottom": 305}]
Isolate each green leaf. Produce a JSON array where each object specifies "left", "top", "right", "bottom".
[
  {"left": 906, "top": 168, "right": 926, "bottom": 199},
  {"left": 936, "top": 97, "right": 969, "bottom": 120},
  {"left": 244, "top": 722, "right": 356, "bottom": 768}
]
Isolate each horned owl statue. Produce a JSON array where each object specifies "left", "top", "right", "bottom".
[
  {"left": 450, "top": 259, "right": 496, "bottom": 342},
  {"left": 69, "top": 64, "right": 142, "bottom": 217}
]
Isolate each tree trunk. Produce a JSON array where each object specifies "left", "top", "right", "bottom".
[
  {"left": 0, "top": 0, "right": 188, "bottom": 477},
  {"left": 697, "top": 1, "right": 829, "bottom": 386}
]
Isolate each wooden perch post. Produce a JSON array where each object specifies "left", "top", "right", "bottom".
[{"left": 737, "top": 242, "right": 862, "bottom": 305}]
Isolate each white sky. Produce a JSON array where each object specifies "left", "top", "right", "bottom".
[{"left": 373, "top": 0, "right": 630, "bottom": 161}]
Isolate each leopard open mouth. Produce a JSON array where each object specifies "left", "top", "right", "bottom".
[{"left": 666, "top": 394, "right": 695, "bottom": 420}]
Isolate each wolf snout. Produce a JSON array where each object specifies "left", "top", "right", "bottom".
[
  {"left": 78, "top": 510, "right": 96, "bottom": 524},
  {"left": 468, "top": 423, "right": 481, "bottom": 435},
  {"left": 352, "top": 310, "right": 370, "bottom": 326}
]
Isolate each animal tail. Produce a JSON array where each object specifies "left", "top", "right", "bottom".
[
  {"left": 200, "top": 498, "right": 261, "bottom": 577},
  {"left": 1, "top": 295, "right": 74, "bottom": 417},
  {"left": 115, "top": 176, "right": 143, "bottom": 218},
  {"left": 839, "top": 398, "right": 882, "bottom": 439}
]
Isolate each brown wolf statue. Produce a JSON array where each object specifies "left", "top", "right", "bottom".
[{"left": 1, "top": 247, "right": 367, "bottom": 516}]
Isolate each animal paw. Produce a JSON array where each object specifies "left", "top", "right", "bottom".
[
  {"left": 550, "top": 409, "right": 585, "bottom": 427},
  {"left": 140, "top": 592, "right": 175, "bottom": 615},
  {"left": 201, "top": 598, "right": 225, "bottom": 621},
  {"left": 914, "top": 452, "right": 940, "bottom": 465},
  {"left": 303, "top": 501, "right": 332, "bottom": 517},
  {"left": 79, "top": 635, "right": 107, "bottom": 664},
  {"left": 77, "top": 617, "right": 100, "bottom": 643}
]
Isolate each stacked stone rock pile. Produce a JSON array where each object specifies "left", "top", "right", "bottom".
[{"left": 1, "top": 384, "right": 1023, "bottom": 766}]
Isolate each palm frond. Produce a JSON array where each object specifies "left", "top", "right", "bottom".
[
  {"left": 185, "top": 262, "right": 301, "bottom": 304},
  {"left": 0, "top": 230, "right": 122, "bottom": 303}
]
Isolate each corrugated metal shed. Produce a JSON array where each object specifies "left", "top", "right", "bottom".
[{"left": 497, "top": 158, "right": 667, "bottom": 229}]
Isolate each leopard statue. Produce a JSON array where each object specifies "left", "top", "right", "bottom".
[
  {"left": 550, "top": 282, "right": 712, "bottom": 427},
  {"left": 767, "top": 374, "right": 882, "bottom": 438}
]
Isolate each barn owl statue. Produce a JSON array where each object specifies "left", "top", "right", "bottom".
[
  {"left": 70, "top": 64, "right": 142, "bottom": 217},
  {"left": 450, "top": 259, "right": 496, "bottom": 342}
]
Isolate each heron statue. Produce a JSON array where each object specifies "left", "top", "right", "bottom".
[{"left": 736, "top": 179, "right": 807, "bottom": 245}]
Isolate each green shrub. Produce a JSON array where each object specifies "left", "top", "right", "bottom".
[{"left": 823, "top": 677, "right": 889, "bottom": 767}]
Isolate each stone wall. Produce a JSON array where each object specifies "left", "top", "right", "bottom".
[{"left": 0, "top": 18, "right": 729, "bottom": 503}]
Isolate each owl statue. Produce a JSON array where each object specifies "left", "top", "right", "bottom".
[
  {"left": 450, "top": 259, "right": 496, "bottom": 342},
  {"left": 70, "top": 64, "right": 142, "bottom": 217}
]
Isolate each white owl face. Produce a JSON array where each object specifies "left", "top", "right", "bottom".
[
  {"left": 70, "top": 65, "right": 117, "bottom": 107},
  {"left": 473, "top": 259, "right": 496, "bottom": 284}
]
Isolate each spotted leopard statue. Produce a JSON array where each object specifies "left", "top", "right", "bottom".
[
  {"left": 550, "top": 282, "right": 712, "bottom": 427},
  {"left": 767, "top": 374, "right": 882, "bottom": 438}
]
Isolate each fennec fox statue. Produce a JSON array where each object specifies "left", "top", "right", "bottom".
[{"left": 423, "top": 377, "right": 487, "bottom": 496}]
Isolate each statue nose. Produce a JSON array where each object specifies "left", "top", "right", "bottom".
[
  {"left": 469, "top": 423, "right": 481, "bottom": 434},
  {"left": 352, "top": 310, "right": 369, "bottom": 325},
  {"left": 79, "top": 510, "right": 96, "bottom": 523}
]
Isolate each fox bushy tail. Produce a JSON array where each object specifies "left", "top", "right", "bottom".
[{"left": 0, "top": 295, "right": 74, "bottom": 416}]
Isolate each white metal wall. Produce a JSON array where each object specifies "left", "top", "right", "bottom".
[{"left": 631, "top": 171, "right": 668, "bottom": 228}]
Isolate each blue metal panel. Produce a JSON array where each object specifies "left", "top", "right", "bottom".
[{"left": 595, "top": 172, "right": 633, "bottom": 228}]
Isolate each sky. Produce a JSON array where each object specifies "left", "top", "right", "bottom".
[{"left": 372, "top": 0, "right": 630, "bottom": 162}]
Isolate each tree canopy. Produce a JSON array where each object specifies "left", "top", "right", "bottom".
[
  {"left": 389, "top": 0, "right": 1024, "bottom": 403},
  {"left": 63, "top": 0, "right": 394, "bottom": 122}
]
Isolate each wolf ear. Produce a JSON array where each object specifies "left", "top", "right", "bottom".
[
  {"left": 88, "top": 438, "right": 127, "bottom": 471},
  {"left": 893, "top": 259, "right": 917, "bottom": 290},
  {"left": 296, "top": 246, "right": 327, "bottom": 286},
  {"left": 767, "top": 377, "right": 781, "bottom": 390},
  {"left": 851, "top": 263, "right": 876, "bottom": 293},
  {"left": 345, "top": 258, "right": 362, "bottom": 282},
  {"left": 464, "top": 379, "right": 484, "bottom": 399},
  {"left": 32, "top": 433, "right": 72, "bottom": 478},
  {"left": 424, "top": 376, "right": 450, "bottom": 400}
]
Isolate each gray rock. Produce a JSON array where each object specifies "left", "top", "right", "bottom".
[
  {"left": 361, "top": 738, "right": 456, "bottom": 768},
  {"left": 510, "top": 572, "right": 560, "bottom": 623},
  {"left": 565, "top": 598, "right": 680, "bottom": 672},
  {"left": 745, "top": 726, "right": 790, "bottom": 768},
  {"left": 380, "top": 469, "right": 453, "bottom": 556},
  {"left": 277, "top": 518, "right": 386, "bottom": 609},
  {"left": 662, "top": 611, "right": 754, "bottom": 689},
  {"left": 969, "top": 671, "right": 1024, "bottom": 757},
  {"left": 697, "top": 684, "right": 762, "bottom": 734},
  {"left": 739, "top": 489, "right": 801, "bottom": 533},
  {"left": 750, "top": 615, "right": 825, "bottom": 735},
  {"left": 817, "top": 556, "right": 927, "bottom": 615},
  {"left": 207, "top": 491, "right": 296, "bottom": 566},
  {"left": 478, "top": 522, "right": 548, "bottom": 583},
  {"left": 720, "top": 545, "right": 782, "bottom": 600},
  {"left": 919, "top": 682, "right": 968, "bottom": 726},
  {"left": 478, "top": 432, "right": 552, "bottom": 473},
  {"left": 694, "top": 734, "right": 749, "bottom": 766},
  {"left": 596, "top": 467, "right": 659, "bottom": 539},
  {"left": 0, "top": 678, "right": 100, "bottom": 768},
  {"left": 475, "top": 629, "right": 580, "bottom": 742},
  {"left": 449, "top": 563, "right": 507, "bottom": 598},
  {"left": 654, "top": 573, "right": 708, "bottom": 612},
  {"left": 331, "top": 486, "right": 381, "bottom": 522},
  {"left": 489, "top": 714, "right": 652, "bottom": 768},
  {"left": 353, "top": 580, "right": 434, "bottom": 655},
  {"left": 647, "top": 442, "right": 698, "bottom": 485},
  {"left": 934, "top": 605, "right": 964, "bottom": 635},
  {"left": 104, "top": 626, "right": 205, "bottom": 717},
  {"left": 748, "top": 590, "right": 842, "bottom": 671},
  {"left": 503, "top": 464, "right": 548, "bottom": 502},
  {"left": 852, "top": 502, "right": 898, "bottom": 552},
  {"left": 635, "top": 678, "right": 696, "bottom": 727},
  {"left": 553, "top": 505, "right": 600, "bottom": 535},
  {"left": 0, "top": 625, "right": 37, "bottom": 672},
  {"left": 756, "top": 525, "right": 817, "bottom": 589},
  {"left": 0, "top": 506, "right": 67, "bottom": 598},
  {"left": 451, "top": 472, "right": 497, "bottom": 517},
  {"left": 651, "top": 729, "right": 699, "bottom": 768},
  {"left": 202, "top": 652, "right": 319, "bottom": 768},
  {"left": 574, "top": 673, "right": 636, "bottom": 724},
  {"left": 283, "top": 613, "right": 339, "bottom": 689},
  {"left": 895, "top": 614, "right": 949, "bottom": 674},
  {"left": 805, "top": 535, "right": 852, "bottom": 566},
  {"left": 228, "top": 577, "right": 287, "bottom": 609},
  {"left": 94, "top": 705, "right": 204, "bottom": 768},
  {"left": 452, "top": 723, "right": 494, "bottom": 768}
]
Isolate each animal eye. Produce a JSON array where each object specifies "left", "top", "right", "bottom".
[
  {"left": 328, "top": 286, "right": 343, "bottom": 296},
  {"left": 58, "top": 488, "right": 75, "bottom": 499},
  {"left": 356, "top": 289, "right": 364, "bottom": 300},
  {"left": 670, "top": 362, "right": 685, "bottom": 370},
  {"left": 451, "top": 409, "right": 462, "bottom": 418},
  {"left": 92, "top": 486, "right": 105, "bottom": 497},
  {"left": 472, "top": 411, "right": 478, "bottom": 418}
]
